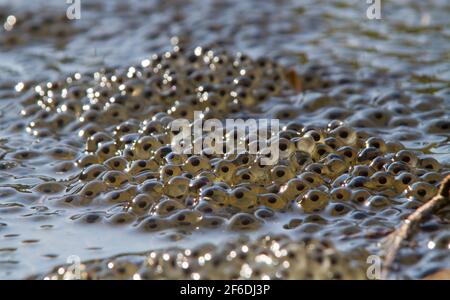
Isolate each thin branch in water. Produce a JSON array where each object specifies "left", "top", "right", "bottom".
[{"left": 382, "top": 174, "right": 450, "bottom": 279}]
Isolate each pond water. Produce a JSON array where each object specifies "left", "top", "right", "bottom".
[{"left": 0, "top": 0, "right": 449, "bottom": 279}]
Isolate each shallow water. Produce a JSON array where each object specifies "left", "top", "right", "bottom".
[{"left": 0, "top": 0, "right": 449, "bottom": 279}]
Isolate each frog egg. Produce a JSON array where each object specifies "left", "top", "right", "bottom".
[
  {"left": 233, "top": 168, "right": 256, "bottom": 185},
  {"left": 119, "top": 133, "right": 139, "bottom": 147},
  {"left": 103, "top": 186, "right": 136, "bottom": 204},
  {"left": 55, "top": 194, "right": 90, "bottom": 207},
  {"left": 34, "top": 182, "right": 65, "bottom": 195},
  {"left": 200, "top": 216, "right": 226, "bottom": 229},
  {"left": 241, "top": 183, "right": 271, "bottom": 195},
  {"left": 270, "top": 165, "right": 294, "bottom": 184},
  {"left": 59, "top": 99, "right": 82, "bottom": 116},
  {"left": 134, "top": 171, "right": 160, "bottom": 183},
  {"left": 279, "top": 178, "right": 311, "bottom": 202},
  {"left": 205, "top": 94, "right": 229, "bottom": 113},
  {"left": 351, "top": 165, "right": 374, "bottom": 178},
  {"left": 386, "top": 161, "right": 411, "bottom": 175},
  {"left": 326, "top": 203, "right": 352, "bottom": 217},
  {"left": 79, "top": 123, "right": 102, "bottom": 140},
  {"left": 298, "top": 190, "right": 329, "bottom": 213},
  {"left": 330, "top": 125, "right": 357, "bottom": 145},
  {"left": 370, "top": 171, "right": 394, "bottom": 190},
  {"left": 194, "top": 200, "right": 219, "bottom": 215},
  {"left": 229, "top": 187, "right": 258, "bottom": 211},
  {"left": 277, "top": 138, "right": 296, "bottom": 159},
  {"left": 289, "top": 151, "right": 313, "bottom": 172},
  {"left": 303, "top": 129, "right": 325, "bottom": 144},
  {"left": 30, "top": 127, "right": 53, "bottom": 138},
  {"left": 102, "top": 170, "right": 131, "bottom": 187},
  {"left": 128, "top": 194, "right": 155, "bottom": 215},
  {"left": 79, "top": 110, "right": 103, "bottom": 125},
  {"left": 52, "top": 161, "right": 76, "bottom": 174},
  {"left": 323, "top": 137, "right": 344, "bottom": 151},
  {"left": 228, "top": 213, "right": 262, "bottom": 231},
  {"left": 366, "top": 108, "right": 392, "bottom": 126},
  {"left": 140, "top": 120, "right": 165, "bottom": 136},
  {"left": 188, "top": 176, "right": 211, "bottom": 193},
  {"left": 79, "top": 164, "right": 107, "bottom": 181},
  {"left": 80, "top": 180, "right": 107, "bottom": 198},
  {"left": 231, "top": 152, "right": 252, "bottom": 167},
  {"left": 128, "top": 160, "right": 159, "bottom": 176},
  {"left": 424, "top": 118, "right": 450, "bottom": 134},
  {"left": 11, "top": 149, "right": 40, "bottom": 160},
  {"left": 170, "top": 102, "right": 196, "bottom": 119},
  {"left": 164, "top": 176, "right": 190, "bottom": 200},
  {"left": 394, "top": 172, "right": 418, "bottom": 192},
  {"left": 160, "top": 164, "right": 182, "bottom": 183},
  {"left": 138, "top": 216, "right": 169, "bottom": 232},
  {"left": 47, "top": 147, "right": 77, "bottom": 160},
  {"left": 198, "top": 169, "right": 220, "bottom": 183},
  {"left": 77, "top": 154, "right": 100, "bottom": 168},
  {"left": 102, "top": 103, "right": 129, "bottom": 123},
  {"left": 133, "top": 136, "right": 162, "bottom": 160},
  {"left": 420, "top": 172, "right": 442, "bottom": 185},
  {"left": 138, "top": 180, "right": 164, "bottom": 198},
  {"left": 336, "top": 146, "right": 358, "bottom": 164},
  {"left": 356, "top": 147, "right": 382, "bottom": 164},
  {"left": 122, "top": 148, "right": 137, "bottom": 162},
  {"left": 254, "top": 207, "right": 276, "bottom": 221},
  {"left": 313, "top": 143, "right": 335, "bottom": 161},
  {"left": 95, "top": 141, "right": 119, "bottom": 162},
  {"left": 325, "top": 120, "right": 343, "bottom": 132},
  {"left": 169, "top": 209, "right": 202, "bottom": 228},
  {"left": 298, "top": 171, "right": 325, "bottom": 188},
  {"left": 365, "top": 195, "right": 391, "bottom": 209},
  {"left": 107, "top": 259, "right": 140, "bottom": 280},
  {"left": 283, "top": 218, "right": 303, "bottom": 230},
  {"left": 386, "top": 141, "right": 405, "bottom": 153},
  {"left": 200, "top": 186, "right": 229, "bottom": 207},
  {"left": 405, "top": 182, "right": 437, "bottom": 202},
  {"left": 152, "top": 146, "right": 173, "bottom": 165},
  {"left": 351, "top": 189, "right": 372, "bottom": 205},
  {"left": 305, "top": 163, "right": 330, "bottom": 177},
  {"left": 394, "top": 150, "right": 418, "bottom": 167},
  {"left": 324, "top": 157, "right": 348, "bottom": 178},
  {"left": 86, "top": 132, "right": 113, "bottom": 152},
  {"left": 302, "top": 214, "right": 328, "bottom": 226},
  {"left": 113, "top": 121, "right": 140, "bottom": 139},
  {"left": 214, "top": 159, "right": 237, "bottom": 182},
  {"left": 49, "top": 112, "right": 76, "bottom": 129},
  {"left": 108, "top": 212, "right": 136, "bottom": 226},
  {"left": 76, "top": 212, "right": 105, "bottom": 225},
  {"left": 369, "top": 156, "right": 391, "bottom": 172},
  {"left": 184, "top": 155, "right": 210, "bottom": 175},
  {"left": 279, "top": 129, "right": 301, "bottom": 141},
  {"left": 258, "top": 193, "right": 287, "bottom": 210},
  {"left": 154, "top": 198, "right": 186, "bottom": 216},
  {"left": 330, "top": 187, "right": 352, "bottom": 202},
  {"left": 252, "top": 87, "right": 271, "bottom": 104},
  {"left": 165, "top": 152, "right": 187, "bottom": 165},
  {"left": 365, "top": 137, "right": 387, "bottom": 154},
  {"left": 346, "top": 175, "right": 372, "bottom": 189},
  {"left": 294, "top": 136, "right": 316, "bottom": 155},
  {"left": 419, "top": 157, "right": 442, "bottom": 172},
  {"left": 103, "top": 156, "right": 128, "bottom": 171}
]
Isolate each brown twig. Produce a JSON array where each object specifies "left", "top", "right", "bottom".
[
  {"left": 382, "top": 175, "right": 450, "bottom": 279},
  {"left": 285, "top": 68, "right": 303, "bottom": 93}
]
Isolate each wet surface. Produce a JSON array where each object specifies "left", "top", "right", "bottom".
[{"left": 0, "top": 0, "right": 449, "bottom": 279}]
